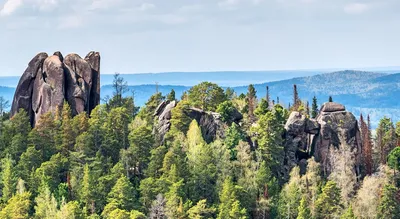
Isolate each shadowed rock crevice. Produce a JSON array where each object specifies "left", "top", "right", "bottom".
[{"left": 11, "top": 51, "right": 101, "bottom": 126}]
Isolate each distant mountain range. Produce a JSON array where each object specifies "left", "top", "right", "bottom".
[{"left": 1, "top": 70, "right": 399, "bottom": 127}]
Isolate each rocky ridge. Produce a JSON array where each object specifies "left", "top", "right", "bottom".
[{"left": 11, "top": 51, "right": 100, "bottom": 126}]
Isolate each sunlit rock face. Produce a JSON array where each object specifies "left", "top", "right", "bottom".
[{"left": 11, "top": 51, "right": 101, "bottom": 126}]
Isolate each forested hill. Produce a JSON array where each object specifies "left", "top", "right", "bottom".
[{"left": 1, "top": 76, "right": 400, "bottom": 218}]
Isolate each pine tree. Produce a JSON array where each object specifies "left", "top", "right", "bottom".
[
  {"left": 341, "top": 205, "right": 356, "bottom": 219},
  {"left": 106, "top": 175, "right": 136, "bottom": 211},
  {"left": 0, "top": 184, "right": 31, "bottom": 219},
  {"left": 1, "top": 155, "right": 16, "bottom": 203},
  {"left": 311, "top": 96, "right": 318, "bottom": 118},
  {"left": 187, "top": 199, "right": 215, "bottom": 219},
  {"left": 329, "top": 96, "right": 333, "bottom": 102},
  {"left": 247, "top": 84, "right": 257, "bottom": 123},
  {"left": 167, "top": 89, "right": 176, "bottom": 101},
  {"left": 266, "top": 86, "right": 270, "bottom": 105},
  {"left": 315, "top": 181, "right": 342, "bottom": 219},
  {"left": 34, "top": 185, "right": 58, "bottom": 219},
  {"left": 187, "top": 120, "right": 216, "bottom": 203},
  {"left": 217, "top": 178, "right": 248, "bottom": 219},
  {"left": 377, "top": 184, "right": 400, "bottom": 218},
  {"left": 297, "top": 196, "right": 311, "bottom": 219},
  {"left": 82, "top": 164, "right": 96, "bottom": 214},
  {"left": 165, "top": 180, "right": 185, "bottom": 219},
  {"left": 376, "top": 117, "right": 396, "bottom": 164}
]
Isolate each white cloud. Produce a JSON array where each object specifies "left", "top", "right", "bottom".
[
  {"left": 0, "top": 0, "right": 23, "bottom": 16},
  {"left": 138, "top": 3, "right": 155, "bottom": 11},
  {"left": 344, "top": 3, "right": 370, "bottom": 14}
]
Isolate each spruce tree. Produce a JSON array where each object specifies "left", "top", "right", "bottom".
[
  {"left": 315, "top": 181, "right": 342, "bottom": 219},
  {"left": 167, "top": 89, "right": 176, "bottom": 102},
  {"left": 247, "top": 84, "right": 257, "bottom": 123},
  {"left": 297, "top": 196, "right": 311, "bottom": 219},
  {"left": 311, "top": 96, "right": 318, "bottom": 118},
  {"left": 1, "top": 155, "right": 16, "bottom": 203},
  {"left": 377, "top": 184, "right": 400, "bottom": 218}
]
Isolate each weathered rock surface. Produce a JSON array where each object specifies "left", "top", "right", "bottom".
[
  {"left": 282, "top": 102, "right": 362, "bottom": 181},
  {"left": 154, "top": 100, "right": 242, "bottom": 143},
  {"left": 11, "top": 51, "right": 101, "bottom": 126}
]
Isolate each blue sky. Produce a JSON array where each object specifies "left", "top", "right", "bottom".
[{"left": 0, "top": 0, "right": 400, "bottom": 76}]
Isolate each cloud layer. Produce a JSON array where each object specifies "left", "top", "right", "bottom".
[{"left": 0, "top": 0, "right": 400, "bottom": 75}]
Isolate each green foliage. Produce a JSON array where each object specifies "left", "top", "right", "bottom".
[
  {"left": 217, "top": 178, "right": 248, "bottom": 219},
  {"left": 187, "top": 120, "right": 217, "bottom": 203},
  {"left": 377, "top": 184, "right": 400, "bottom": 218},
  {"left": 107, "top": 175, "right": 137, "bottom": 211},
  {"left": 1, "top": 155, "right": 17, "bottom": 203},
  {"left": 311, "top": 96, "right": 318, "bottom": 118},
  {"left": 341, "top": 205, "right": 356, "bottom": 219},
  {"left": 297, "top": 196, "right": 311, "bottom": 219},
  {"left": 216, "top": 100, "right": 236, "bottom": 123},
  {"left": 224, "top": 123, "right": 245, "bottom": 160},
  {"left": 188, "top": 82, "right": 227, "bottom": 111},
  {"left": 255, "top": 98, "right": 269, "bottom": 117},
  {"left": 167, "top": 89, "right": 176, "bottom": 101},
  {"left": 187, "top": 199, "right": 216, "bottom": 219},
  {"left": 315, "top": 181, "right": 343, "bottom": 219},
  {"left": 0, "top": 191, "right": 31, "bottom": 219},
  {"left": 388, "top": 147, "right": 400, "bottom": 173}
]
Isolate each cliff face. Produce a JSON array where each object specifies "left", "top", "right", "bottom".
[
  {"left": 282, "top": 102, "right": 362, "bottom": 181},
  {"left": 11, "top": 51, "right": 101, "bottom": 126}
]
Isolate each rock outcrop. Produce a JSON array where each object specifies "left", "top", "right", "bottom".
[
  {"left": 11, "top": 51, "right": 101, "bottom": 126},
  {"left": 154, "top": 100, "right": 243, "bottom": 143},
  {"left": 282, "top": 102, "right": 362, "bottom": 181}
]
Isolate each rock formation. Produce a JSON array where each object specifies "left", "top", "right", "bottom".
[
  {"left": 11, "top": 51, "right": 100, "bottom": 126},
  {"left": 282, "top": 102, "right": 362, "bottom": 181},
  {"left": 154, "top": 100, "right": 243, "bottom": 143}
]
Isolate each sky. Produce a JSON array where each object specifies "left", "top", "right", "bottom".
[{"left": 0, "top": 0, "right": 400, "bottom": 76}]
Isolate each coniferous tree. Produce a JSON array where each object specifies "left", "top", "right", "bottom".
[
  {"left": 341, "top": 205, "right": 356, "bottom": 219},
  {"left": 329, "top": 96, "right": 333, "bottom": 102},
  {"left": 377, "top": 184, "right": 400, "bottom": 218},
  {"left": 315, "top": 181, "right": 342, "bottom": 219},
  {"left": 217, "top": 178, "right": 247, "bottom": 219},
  {"left": 297, "top": 196, "right": 311, "bottom": 219},
  {"left": 1, "top": 155, "right": 16, "bottom": 203},
  {"left": 187, "top": 199, "right": 215, "bottom": 219},
  {"left": 167, "top": 89, "right": 176, "bottom": 102},
  {"left": 376, "top": 117, "right": 396, "bottom": 164},
  {"left": 311, "top": 96, "right": 318, "bottom": 119},
  {"left": 247, "top": 84, "right": 257, "bottom": 123}
]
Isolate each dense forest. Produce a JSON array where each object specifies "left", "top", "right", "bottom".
[{"left": 0, "top": 74, "right": 400, "bottom": 219}]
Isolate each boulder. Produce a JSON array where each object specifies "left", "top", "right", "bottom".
[
  {"left": 282, "top": 102, "right": 362, "bottom": 181},
  {"left": 154, "top": 100, "right": 242, "bottom": 143},
  {"left": 11, "top": 51, "right": 101, "bottom": 126},
  {"left": 11, "top": 52, "right": 48, "bottom": 125},
  {"left": 320, "top": 102, "right": 346, "bottom": 112}
]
